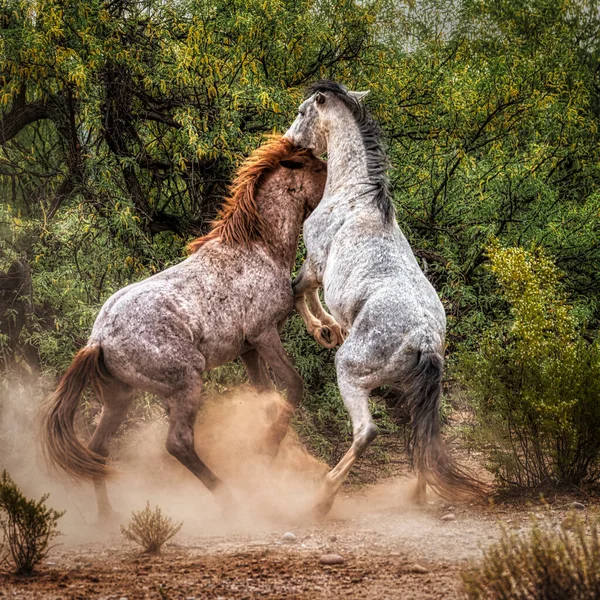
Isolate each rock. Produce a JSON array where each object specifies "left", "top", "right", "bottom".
[
  {"left": 320, "top": 553, "right": 345, "bottom": 565},
  {"left": 561, "top": 516, "right": 575, "bottom": 530},
  {"left": 441, "top": 513, "right": 456, "bottom": 522},
  {"left": 329, "top": 535, "right": 338, "bottom": 542},
  {"left": 411, "top": 564, "right": 428, "bottom": 574},
  {"left": 571, "top": 502, "right": 585, "bottom": 510},
  {"left": 281, "top": 532, "right": 297, "bottom": 543}
]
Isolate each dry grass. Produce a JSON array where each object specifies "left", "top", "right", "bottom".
[
  {"left": 120, "top": 502, "right": 182, "bottom": 554},
  {"left": 462, "top": 513, "right": 600, "bottom": 599}
]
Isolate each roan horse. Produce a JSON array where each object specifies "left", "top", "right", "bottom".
[
  {"left": 285, "top": 81, "right": 485, "bottom": 515},
  {"left": 43, "top": 137, "right": 327, "bottom": 520}
]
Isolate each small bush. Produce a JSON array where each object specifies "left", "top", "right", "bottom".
[
  {"left": 120, "top": 502, "right": 182, "bottom": 553},
  {"left": 460, "top": 243, "right": 600, "bottom": 487},
  {"left": 462, "top": 514, "right": 600, "bottom": 599},
  {"left": 0, "top": 470, "right": 64, "bottom": 575}
]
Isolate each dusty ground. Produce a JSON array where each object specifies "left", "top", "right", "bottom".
[
  {"left": 2, "top": 477, "right": 599, "bottom": 599},
  {"left": 1, "top": 389, "right": 599, "bottom": 599}
]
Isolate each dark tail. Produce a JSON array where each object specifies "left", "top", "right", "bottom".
[
  {"left": 405, "top": 349, "right": 487, "bottom": 500},
  {"left": 42, "top": 345, "right": 113, "bottom": 482}
]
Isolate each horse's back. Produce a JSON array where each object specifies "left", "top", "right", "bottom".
[{"left": 89, "top": 243, "right": 292, "bottom": 388}]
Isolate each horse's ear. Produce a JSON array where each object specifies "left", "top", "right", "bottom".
[
  {"left": 348, "top": 90, "right": 370, "bottom": 103},
  {"left": 279, "top": 159, "right": 304, "bottom": 170},
  {"left": 315, "top": 92, "right": 326, "bottom": 105}
]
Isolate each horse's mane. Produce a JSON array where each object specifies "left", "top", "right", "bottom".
[
  {"left": 307, "top": 80, "right": 395, "bottom": 224},
  {"left": 187, "top": 136, "right": 311, "bottom": 253}
]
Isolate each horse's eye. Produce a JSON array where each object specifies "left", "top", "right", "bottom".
[{"left": 299, "top": 110, "right": 305, "bottom": 117}]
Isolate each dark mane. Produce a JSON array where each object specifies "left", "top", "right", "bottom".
[
  {"left": 187, "top": 136, "right": 312, "bottom": 253},
  {"left": 307, "top": 80, "right": 394, "bottom": 224}
]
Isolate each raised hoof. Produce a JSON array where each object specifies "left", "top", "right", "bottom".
[{"left": 314, "top": 326, "right": 338, "bottom": 349}]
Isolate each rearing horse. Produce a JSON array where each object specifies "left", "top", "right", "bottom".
[
  {"left": 43, "top": 137, "right": 326, "bottom": 520},
  {"left": 285, "top": 81, "right": 485, "bottom": 515}
]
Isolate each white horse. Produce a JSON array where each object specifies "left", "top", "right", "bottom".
[{"left": 285, "top": 81, "right": 485, "bottom": 515}]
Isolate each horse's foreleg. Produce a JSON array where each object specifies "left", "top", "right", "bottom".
[
  {"left": 240, "top": 349, "right": 273, "bottom": 392},
  {"left": 87, "top": 380, "right": 134, "bottom": 522},
  {"left": 305, "top": 289, "right": 346, "bottom": 346},
  {"left": 314, "top": 357, "right": 378, "bottom": 517},
  {"left": 293, "top": 261, "right": 337, "bottom": 349},
  {"left": 164, "top": 375, "right": 236, "bottom": 513},
  {"left": 251, "top": 329, "right": 304, "bottom": 457}
]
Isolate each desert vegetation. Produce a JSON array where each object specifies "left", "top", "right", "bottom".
[
  {"left": 120, "top": 502, "right": 182, "bottom": 554},
  {"left": 0, "top": 470, "right": 64, "bottom": 574},
  {"left": 461, "top": 514, "right": 600, "bottom": 599}
]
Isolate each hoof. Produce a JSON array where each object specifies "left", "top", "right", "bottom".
[
  {"left": 215, "top": 487, "right": 240, "bottom": 516},
  {"left": 314, "top": 326, "right": 338, "bottom": 349},
  {"left": 96, "top": 508, "right": 123, "bottom": 528},
  {"left": 312, "top": 482, "right": 337, "bottom": 519},
  {"left": 329, "top": 322, "right": 346, "bottom": 346}
]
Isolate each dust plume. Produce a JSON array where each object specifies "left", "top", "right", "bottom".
[{"left": 1, "top": 379, "right": 330, "bottom": 541}]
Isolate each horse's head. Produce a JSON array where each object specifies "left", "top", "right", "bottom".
[
  {"left": 284, "top": 81, "right": 369, "bottom": 156},
  {"left": 277, "top": 150, "right": 327, "bottom": 214}
]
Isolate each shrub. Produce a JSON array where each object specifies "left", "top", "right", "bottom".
[
  {"left": 459, "top": 242, "right": 600, "bottom": 487},
  {"left": 0, "top": 470, "right": 64, "bottom": 575},
  {"left": 120, "top": 502, "right": 182, "bottom": 553},
  {"left": 461, "top": 515, "right": 600, "bottom": 599}
]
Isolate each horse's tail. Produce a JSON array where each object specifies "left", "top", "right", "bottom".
[
  {"left": 405, "top": 348, "right": 486, "bottom": 500},
  {"left": 42, "top": 344, "right": 113, "bottom": 482}
]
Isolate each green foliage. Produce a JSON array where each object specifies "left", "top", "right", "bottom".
[
  {"left": 120, "top": 502, "right": 182, "bottom": 554},
  {"left": 461, "top": 514, "right": 600, "bottom": 599},
  {"left": 0, "top": 470, "right": 64, "bottom": 575},
  {"left": 459, "top": 243, "right": 600, "bottom": 487}
]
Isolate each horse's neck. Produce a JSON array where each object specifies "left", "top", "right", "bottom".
[
  {"left": 260, "top": 192, "right": 305, "bottom": 269},
  {"left": 324, "top": 117, "right": 370, "bottom": 197}
]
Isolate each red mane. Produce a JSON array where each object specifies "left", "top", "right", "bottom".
[{"left": 187, "top": 136, "right": 312, "bottom": 253}]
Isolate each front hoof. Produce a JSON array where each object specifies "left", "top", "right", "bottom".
[
  {"left": 314, "top": 326, "right": 338, "bottom": 349},
  {"left": 329, "top": 323, "right": 346, "bottom": 346}
]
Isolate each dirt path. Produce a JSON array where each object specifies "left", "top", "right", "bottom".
[{"left": 3, "top": 476, "right": 597, "bottom": 600}]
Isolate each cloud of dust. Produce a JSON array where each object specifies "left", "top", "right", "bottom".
[
  {"left": 1, "top": 375, "right": 434, "bottom": 552},
  {"left": 115, "top": 387, "right": 331, "bottom": 536},
  {"left": 0, "top": 379, "right": 332, "bottom": 542}
]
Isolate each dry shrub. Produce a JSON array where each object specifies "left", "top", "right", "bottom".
[
  {"left": 462, "top": 514, "right": 600, "bottom": 599},
  {"left": 0, "top": 470, "right": 64, "bottom": 575},
  {"left": 121, "top": 502, "right": 182, "bottom": 553}
]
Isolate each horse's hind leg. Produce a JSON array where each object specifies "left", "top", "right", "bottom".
[
  {"left": 250, "top": 329, "right": 304, "bottom": 457},
  {"left": 164, "top": 373, "right": 235, "bottom": 512},
  {"left": 87, "top": 379, "right": 134, "bottom": 521},
  {"left": 240, "top": 349, "right": 273, "bottom": 392}
]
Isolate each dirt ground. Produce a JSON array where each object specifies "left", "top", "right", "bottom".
[
  {"left": 3, "top": 476, "right": 599, "bottom": 599},
  {"left": 1, "top": 390, "right": 599, "bottom": 599}
]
